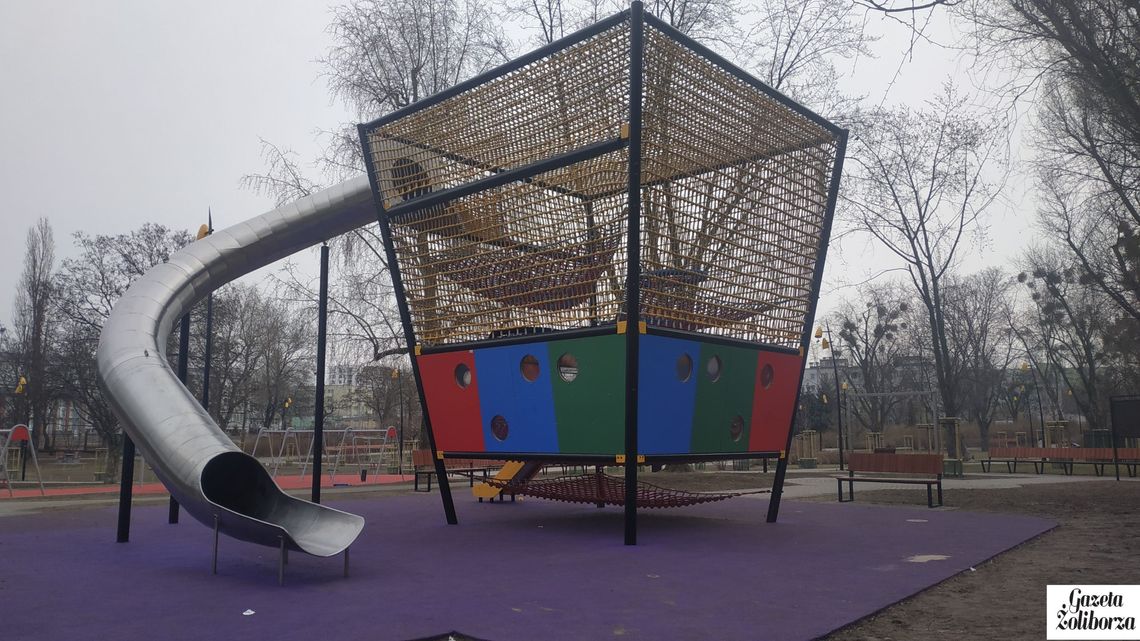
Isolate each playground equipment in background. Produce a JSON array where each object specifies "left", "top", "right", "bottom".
[
  {"left": 915, "top": 423, "right": 936, "bottom": 452},
  {"left": 865, "top": 432, "right": 885, "bottom": 452},
  {"left": 939, "top": 417, "right": 965, "bottom": 478},
  {"left": 249, "top": 426, "right": 409, "bottom": 481},
  {"left": 1, "top": 425, "right": 44, "bottom": 496},
  {"left": 794, "top": 430, "right": 820, "bottom": 468},
  {"left": 1044, "top": 420, "right": 1070, "bottom": 448},
  {"left": 358, "top": 2, "right": 845, "bottom": 540}
]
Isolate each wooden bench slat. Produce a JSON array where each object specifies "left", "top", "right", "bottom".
[{"left": 839, "top": 453, "right": 943, "bottom": 508}]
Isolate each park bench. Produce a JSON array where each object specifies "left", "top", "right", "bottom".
[
  {"left": 835, "top": 453, "right": 944, "bottom": 508},
  {"left": 411, "top": 450, "right": 500, "bottom": 492},
  {"left": 982, "top": 447, "right": 1139, "bottom": 477}
]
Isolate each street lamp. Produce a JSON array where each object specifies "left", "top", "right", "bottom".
[
  {"left": 815, "top": 324, "right": 845, "bottom": 470},
  {"left": 1020, "top": 362, "right": 1046, "bottom": 446},
  {"left": 392, "top": 368, "right": 405, "bottom": 475}
]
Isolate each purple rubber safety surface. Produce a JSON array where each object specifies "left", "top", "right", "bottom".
[{"left": 1, "top": 493, "right": 1053, "bottom": 641}]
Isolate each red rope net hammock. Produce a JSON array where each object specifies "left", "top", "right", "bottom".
[{"left": 484, "top": 471, "right": 769, "bottom": 509}]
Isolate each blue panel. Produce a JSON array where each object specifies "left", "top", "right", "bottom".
[
  {"left": 473, "top": 343, "right": 560, "bottom": 453},
  {"left": 637, "top": 334, "right": 700, "bottom": 454}
]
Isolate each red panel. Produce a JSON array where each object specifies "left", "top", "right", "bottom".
[
  {"left": 748, "top": 351, "right": 803, "bottom": 452},
  {"left": 417, "top": 351, "right": 485, "bottom": 453}
]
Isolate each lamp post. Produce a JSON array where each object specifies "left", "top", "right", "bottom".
[
  {"left": 1021, "top": 362, "right": 1046, "bottom": 446},
  {"left": 841, "top": 380, "right": 849, "bottom": 461},
  {"left": 392, "top": 368, "right": 405, "bottom": 475},
  {"left": 815, "top": 324, "right": 845, "bottom": 471}
]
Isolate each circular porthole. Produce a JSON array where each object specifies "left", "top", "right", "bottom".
[
  {"left": 676, "top": 354, "right": 693, "bottom": 382},
  {"left": 454, "top": 363, "right": 472, "bottom": 389},
  {"left": 491, "top": 415, "right": 509, "bottom": 441},
  {"left": 730, "top": 415, "right": 745, "bottom": 442},
  {"left": 557, "top": 353, "right": 579, "bottom": 382},
  {"left": 760, "top": 363, "right": 774, "bottom": 389},
  {"left": 520, "top": 355, "right": 541, "bottom": 382},
  {"left": 706, "top": 355, "right": 723, "bottom": 382}
]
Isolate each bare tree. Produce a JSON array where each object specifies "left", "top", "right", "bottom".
[
  {"left": 736, "top": 0, "right": 874, "bottom": 115},
  {"left": 943, "top": 267, "right": 1018, "bottom": 447},
  {"left": 833, "top": 284, "right": 910, "bottom": 432},
  {"left": 54, "top": 224, "right": 193, "bottom": 477},
  {"left": 246, "top": 1, "right": 512, "bottom": 372},
  {"left": 843, "top": 84, "right": 1007, "bottom": 417},
  {"left": 250, "top": 294, "right": 315, "bottom": 429},
  {"left": 952, "top": 1, "right": 1140, "bottom": 322},
  {"left": 1018, "top": 247, "right": 1116, "bottom": 433},
  {"left": 189, "top": 284, "right": 265, "bottom": 431},
  {"left": 13, "top": 218, "right": 57, "bottom": 450}
]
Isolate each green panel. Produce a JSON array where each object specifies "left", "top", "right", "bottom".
[
  {"left": 690, "top": 342, "right": 758, "bottom": 453},
  {"left": 548, "top": 334, "right": 626, "bottom": 454}
]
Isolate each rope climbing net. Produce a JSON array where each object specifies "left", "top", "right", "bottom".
[
  {"left": 361, "top": 12, "right": 841, "bottom": 349},
  {"left": 484, "top": 470, "right": 769, "bottom": 509}
]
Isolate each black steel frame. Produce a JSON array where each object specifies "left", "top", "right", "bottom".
[
  {"left": 358, "top": 0, "right": 847, "bottom": 541},
  {"left": 622, "top": 0, "right": 645, "bottom": 545},
  {"left": 766, "top": 132, "right": 848, "bottom": 523},
  {"left": 312, "top": 244, "right": 330, "bottom": 503},
  {"left": 358, "top": 124, "right": 459, "bottom": 525}
]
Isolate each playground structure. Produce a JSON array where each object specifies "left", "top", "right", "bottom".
[
  {"left": 248, "top": 426, "right": 409, "bottom": 479},
  {"left": 1, "top": 425, "right": 45, "bottom": 497},
  {"left": 794, "top": 430, "right": 820, "bottom": 468},
  {"left": 94, "top": 1, "right": 843, "bottom": 560},
  {"left": 359, "top": 2, "right": 845, "bottom": 541}
]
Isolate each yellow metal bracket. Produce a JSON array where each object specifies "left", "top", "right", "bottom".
[
  {"left": 620, "top": 122, "right": 630, "bottom": 139},
  {"left": 615, "top": 321, "right": 647, "bottom": 335},
  {"left": 436, "top": 450, "right": 445, "bottom": 460},
  {"left": 414, "top": 344, "right": 422, "bottom": 356},
  {"left": 615, "top": 454, "right": 646, "bottom": 464}
]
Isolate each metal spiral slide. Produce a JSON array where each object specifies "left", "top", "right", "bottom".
[{"left": 97, "top": 177, "right": 374, "bottom": 556}]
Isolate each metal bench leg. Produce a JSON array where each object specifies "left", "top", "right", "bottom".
[
  {"left": 278, "top": 536, "right": 285, "bottom": 586},
  {"left": 837, "top": 478, "right": 843, "bottom": 503},
  {"left": 212, "top": 515, "right": 219, "bottom": 575},
  {"left": 344, "top": 546, "right": 350, "bottom": 578},
  {"left": 1006, "top": 461, "right": 1013, "bottom": 473},
  {"left": 927, "top": 484, "right": 933, "bottom": 508},
  {"left": 937, "top": 480, "right": 943, "bottom": 506}
]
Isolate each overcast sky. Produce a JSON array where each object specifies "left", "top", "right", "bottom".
[
  {"left": 0, "top": 1, "right": 1033, "bottom": 331},
  {"left": 0, "top": 1, "right": 352, "bottom": 324}
]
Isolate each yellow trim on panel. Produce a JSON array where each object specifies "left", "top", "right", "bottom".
[
  {"left": 637, "top": 455, "right": 645, "bottom": 463},
  {"left": 616, "top": 321, "right": 627, "bottom": 334},
  {"left": 779, "top": 450, "right": 786, "bottom": 460},
  {"left": 414, "top": 344, "right": 422, "bottom": 356},
  {"left": 620, "top": 122, "right": 630, "bottom": 139},
  {"left": 436, "top": 451, "right": 445, "bottom": 460},
  {"left": 638, "top": 321, "right": 647, "bottom": 334},
  {"left": 615, "top": 454, "right": 626, "bottom": 463}
]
